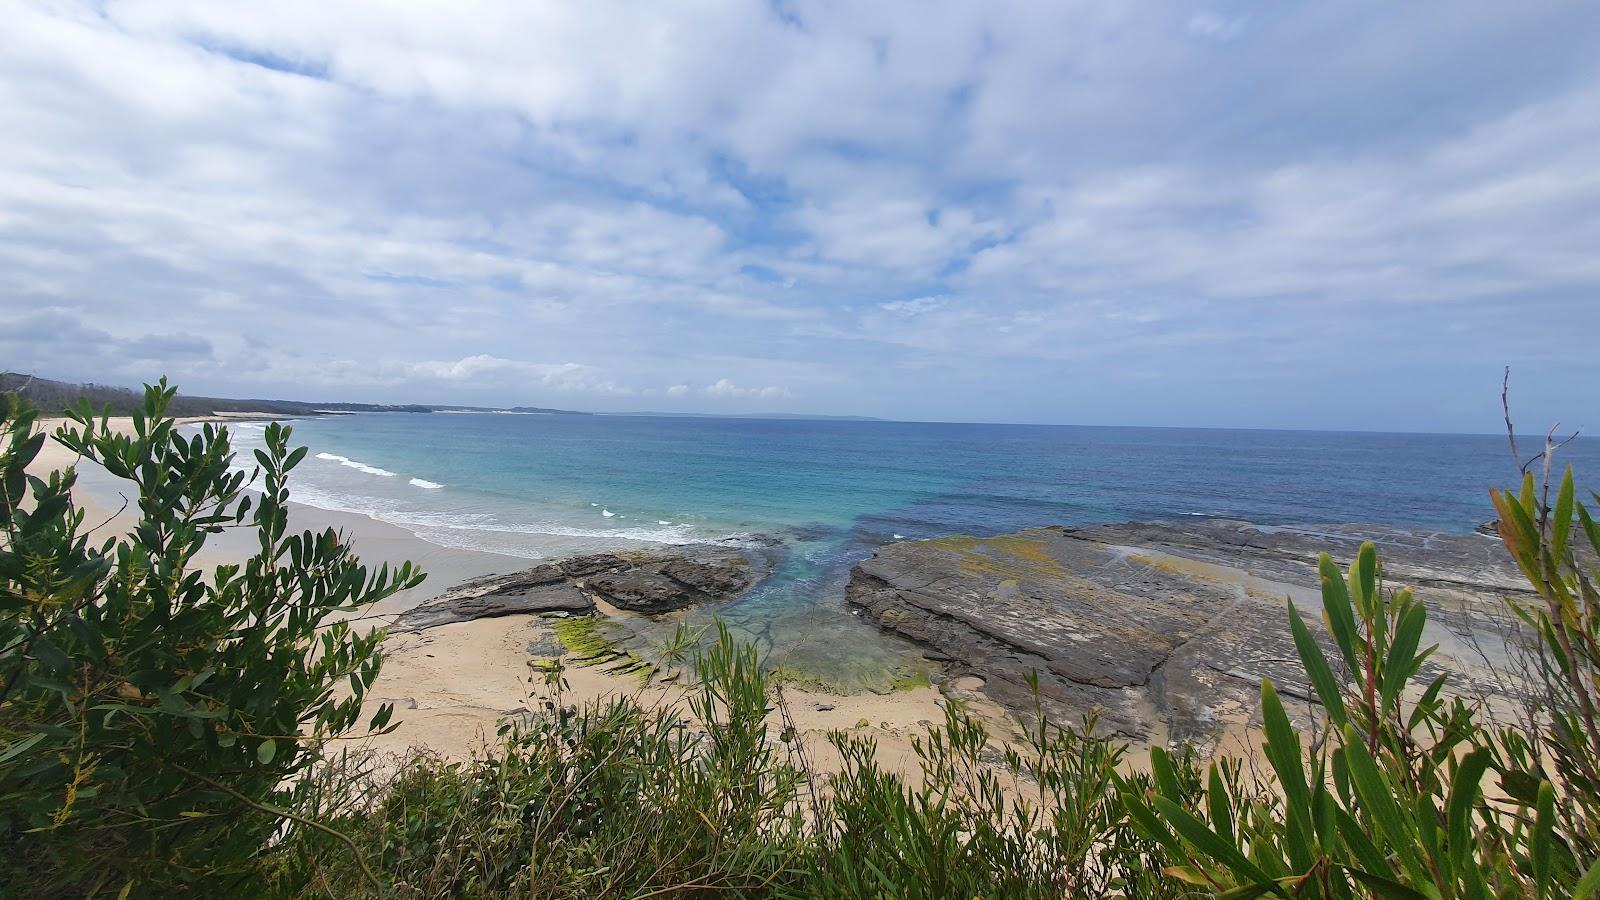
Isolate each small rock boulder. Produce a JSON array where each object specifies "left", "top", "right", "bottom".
[
  {"left": 662, "top": 558, "right": 751, "bottom": 595},
  {"left": 587, "top": 572, "right": 696, "bottom": 613},
  {"left": 561, "top": 553, "right": 629, "bottom": 578},
  {"left": 392, "top": 566, "right": 592, "bottom": 631}
]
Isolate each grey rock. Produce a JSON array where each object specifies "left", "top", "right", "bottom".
[
  {"left": 392, "top": 567, "right": 591, "bottom": 631},
  {"left": 393, "top": 544, "right": 775, "bottom": 631},
  {"left": 561, "top": 553, "right": 629, "bottom": 578},
  {"left": 588, "top": 572, "right": 695, "bottom": 612},
  {"left": 662, "top": 558, "right": 752, "bottom": 596},
  {"left": 848, "top": 521, "right": 1525, "bottom": 747},
  {"left": 590, "top": 554, "right": 756, "bottom": 613}
]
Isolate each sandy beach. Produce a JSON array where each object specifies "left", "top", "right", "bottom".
[{"left": 27, "top": 416, "right": 1020, "bottom": 780}]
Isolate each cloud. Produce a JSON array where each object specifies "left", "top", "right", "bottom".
[
  {"left": 408, "top": 355, "right": 634, "bottom": 395},
  {"left": 0, "top": 310, "right": 213, "bottom": 377},
  {"left": 0, "top": 1, "right": 1597, "bottom": 429},
  {"left": 703, "top": 378, "right": 789, "bottom": 400},
  {"left": 878, "top": 297, "right": 945, "bottom": 315}
]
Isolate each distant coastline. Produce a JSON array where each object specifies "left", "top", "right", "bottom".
[{"left": 1, "top": 372, "right": 880, "bottom": 423}]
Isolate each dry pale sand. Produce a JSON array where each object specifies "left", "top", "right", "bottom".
[
  {"left": 360, "top": 612, "right": 1017, "bottom": 782},
  {"left": 25, "top": 416, "right": 1026, "bottom": 781}
]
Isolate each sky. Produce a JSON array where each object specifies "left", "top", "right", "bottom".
[{"left": 1, "top": 2, "right": 1597, "bottom": 432}]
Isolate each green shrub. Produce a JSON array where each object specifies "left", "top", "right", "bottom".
[
  {"left": 813, "top": 693, "right": 1201, "bottom": 899},
  {"left": 1490, "top": 466, "right": 1600, "bottom": 872},
  {"left": 271, "top": 622, "right": 810, "bottom": 898},
  {"left": 1127, "top": 536, "right": 1600, "bottom": 897},
  {"left": 11, "top": 379, "right": 1600, "bottom": 898},
  {"left": 0, "top": 384, "right": 421, "bottom": 897}
]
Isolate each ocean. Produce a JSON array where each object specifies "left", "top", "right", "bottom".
[{"left": 222, "top": 413, "right": 1599, "bottom": 685}]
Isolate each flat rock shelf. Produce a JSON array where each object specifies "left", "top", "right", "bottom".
[{"left": 847, "top": 519, "right": 1529, "bottom": 750}]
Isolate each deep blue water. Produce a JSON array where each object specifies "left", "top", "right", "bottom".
[{"left": 222, "top": 413, "right": 1599, "bottom": 681}]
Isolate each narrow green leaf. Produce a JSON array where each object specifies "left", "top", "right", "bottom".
[
  {"left": 1208, "top": 763, "right": 1235, "bottom": 847},
  {"left": 1289, "top": 600, "right": 1348, "bottom": 727},
  {"left": 1260, "top": 680, "right": 1312, "bottom": 820},
  {"left": 1534, "top": 780, "right": 1556, "bottom": 891},
  {"left": 1492, "top": 489, "right": 1542, "bottom": 584},
  {"left": 1150, "top": 795, "right": 1281, "bottom": 893},
  {"left": 1579, "top": 502, "right": 1600, "bottom": 561},
  {"left": 369, "top": 702, "right": 394, "bottom": 732},
  {"left": 1152, "top": 746, "right": 1184, "bottom": 800},
  {"left": 1353, "top": 541, "right": 1378, "bottom": 619},
  {"left": 0, "top": 731, "right": 48, "bottom": 765},
  {"left": 1554, "top": 467, "right": 1575, "bottom": 560},
  {"left": 1120, "top": 791, "right": 1183, "bottom": 856},
  {"left": 1407, "top": 675, "right": 1448, "bottom": 731},
  {"left": 1446, "top": 749, "right": 1490, "bottom": 870},
  {"left": 1381, "top": 600, "right": 1427, "bottom": 708},
  {"left": 1339, "top": 726, "right": 1423, "bottom": 877},
  {"left": 1319, "top": 552, "right": 1362, "bottom": 673}
]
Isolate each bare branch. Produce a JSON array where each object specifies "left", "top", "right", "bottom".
[
  {"left": 1503, "top": 366, "right": 1521, "bottom": 472},
  {"left": 1503, "top": 367, "right": 1582, "bottom": 479}
]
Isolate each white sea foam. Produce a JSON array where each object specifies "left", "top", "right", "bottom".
[
  {"left": 230, "top": 431, "right": 711, "bottom": 557},
  {"left": 314, "top": 451, "right": 395, "bottom": 477},
  {"left": 348, "top": 462, "right": 396, "bottom": 476},
  {"left": 893, "top": 533, "right": 905, "bottom": 539},
  {"left": 658, "top": 520, "right": 671, "bottom": 525}
]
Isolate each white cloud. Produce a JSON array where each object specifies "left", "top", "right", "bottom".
[
  {"left": 703, "top": 378, "right": 789, "bottom": 400},
  {"left": 407, "top": 355, "right": 633, "bottom": 395},
  {"left": 878, "top": 296, "right": 945, "bottom": 315},
  {"left": 1, "top": 0, "right": 1597, "bottom": 428}
]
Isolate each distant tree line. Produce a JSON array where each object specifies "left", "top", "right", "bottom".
[{"left": 0, "top": 372, "right": 434, "bottom": 417}]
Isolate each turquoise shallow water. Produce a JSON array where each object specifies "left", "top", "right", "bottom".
[{"left": 221, "top": 413, "right": 1599, "bottom": 684}]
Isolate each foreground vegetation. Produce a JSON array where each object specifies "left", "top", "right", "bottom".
[{"left": 2, "top": 383, "right": 1597, "bottom": 897}]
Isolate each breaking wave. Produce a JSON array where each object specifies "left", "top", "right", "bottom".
[{"left": 313, "top": 452, "right": 396, "bottom": 477}]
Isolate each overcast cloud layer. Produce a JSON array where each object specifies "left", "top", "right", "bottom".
[{"left": 2, "top": 1, "right": 1597, "bottom": 431}]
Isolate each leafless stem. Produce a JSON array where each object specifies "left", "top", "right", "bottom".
[{"left": 1503, "top": 367, "right": 1521, "bottom": 472}]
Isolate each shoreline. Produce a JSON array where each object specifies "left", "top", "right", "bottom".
[
  {"left": 30, "top": 414, "right": 1527, "bottom": 775},
  {"left": 28, "top": 416, "right": 1008, "bottom": 774}
]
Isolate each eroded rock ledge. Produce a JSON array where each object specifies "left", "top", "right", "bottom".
[
  {"left": 847, "top": 520, "right": 1524, "bottom": 748},
  {"left": 394, "top": 543, "right": 773, "bottom": 632}
]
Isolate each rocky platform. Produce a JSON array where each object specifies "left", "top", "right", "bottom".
[
  {"left": 847, "top": 519, "right": 1528, "bottom": 748},
  {"left": 394, "top": 543, "right": 775, "bottom": 632}
]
